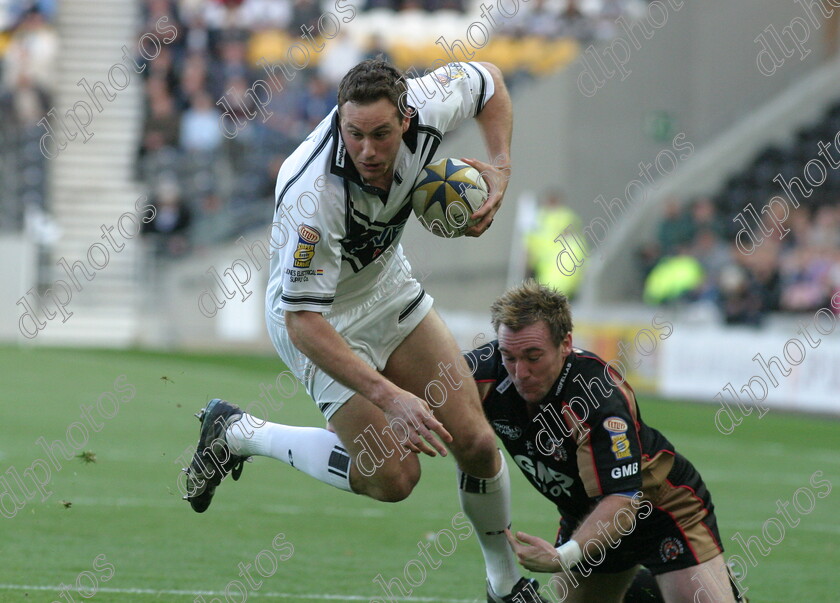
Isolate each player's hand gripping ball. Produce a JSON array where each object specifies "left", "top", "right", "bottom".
[{"left": 411, "top": 158, "right": 489, "bottom": 238}]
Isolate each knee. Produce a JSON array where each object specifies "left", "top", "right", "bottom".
[
  {"left": 371, "top": 478, "right": 416, "bottom": 503},
  {"left": 358, "top": 456, "right": 421, "bottom": 503},
  {"left": 452, "top": 427, "right": 499, "bottom": 476}
]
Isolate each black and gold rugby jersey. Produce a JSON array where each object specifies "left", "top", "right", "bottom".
[{"left": 467, "top": 341, "right": 675, "bottom": 523}]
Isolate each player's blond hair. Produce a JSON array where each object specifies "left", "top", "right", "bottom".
[{"left": 490, "top": 279, "right": 573, "bottom": 346}]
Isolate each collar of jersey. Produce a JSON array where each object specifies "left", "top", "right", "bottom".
[{"left": 328, "top": 108, "right": 420, "bottom": 198}]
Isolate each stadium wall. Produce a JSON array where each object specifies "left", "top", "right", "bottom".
[
  {"left": 548, "top": 0, "right": 831, "bottom": 228},
  {"left": 1, "top": 235, "right": 38, "bottom": 341},
  {"left": 571, "top": 308, "right": 840, "bottom": 416}
]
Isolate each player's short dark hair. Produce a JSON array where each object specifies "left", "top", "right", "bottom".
[
  {"left": 337, "top": 58, "right": 407, "bottom": 118},
  {"left": 490, "top": 279, "right": 573, "bottom": 347}
]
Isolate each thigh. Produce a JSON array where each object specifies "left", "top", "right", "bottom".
[
  {"left": 382, "top": 308, "right": 499, "bottom": 476},
  {"left": 655, "top": 554, "right": 736, "bottom": 603},
  {"left": 544, "top": 566, "right": 638, "bottom": 603}
]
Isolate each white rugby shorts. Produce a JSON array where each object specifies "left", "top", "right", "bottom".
[{"left": 266, "top": 260, "right": 434, "bottom": 420}]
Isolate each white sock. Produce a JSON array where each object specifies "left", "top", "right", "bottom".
[
  {"left": 458, "top": 450, "right": 522, "bottom": 595},
  {"left": 226, "top": 413, "right": 352, "bottom": 493}
]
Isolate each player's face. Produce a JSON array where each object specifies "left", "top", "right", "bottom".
[
  {"left": 498, "top": 322, "right": 573, "bottom": 404},
  {"left": 339, "top": 98, "right": 410, "bottom": 190}
]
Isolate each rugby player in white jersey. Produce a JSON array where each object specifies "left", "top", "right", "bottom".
[{"left": 183, "top": 58, "right": 549, "bottom": 602}]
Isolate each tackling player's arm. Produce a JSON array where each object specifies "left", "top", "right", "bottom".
[
  {"left": 506, "top": 494, "right": 636, "bottom": 573},
  {"left": 284, "top": 310, "right": 452, "bottom": 456},
  {"left": 463, "top": 61, "right": 512, "bottom": 237}
]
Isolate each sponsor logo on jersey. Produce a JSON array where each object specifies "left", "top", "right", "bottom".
[
  {"left": 554, "top": 359, "right": 573, "bottom": 396},
  {"left": 610, "top": 462, "right": 638, "bottom": 479},
  {"left": 298, "top": 224, "right": 321, "bottom": 244},
  {"left": 434, "top": 63, "right": 468, "bottom": 85},
  {"left": 335, "top": 140, "right": 346, "bottom": 167},
  {"left": 513, "top": 455, "right": 574, "bottom": 498},
  {"left": 284, "top": 268, "right": 324, "bottom": 283},
  {"left": 604, "top": 416, "right": 631, "bottom": 459},
  {"left": 492, "top": 420, "right": 523, "bottom": 440},
  {"left": 548, "top": 438, "right": 567, "bottom": 462},
  {"left": 496, "top": 376, "right": 512, "bottom": 393},
  {"left": 610, "top": 434, "right": 632, "bottom": 460},
  {"left": 659, "top": 536, "right": 684, "bottom": 562},
  {"left": 293, "top": 225, "right": 320, "bottom": 268},
  {"left": 604, "top": 417, "right": 628, "bottom": 433},
  {"left": 448, "top": 63, "right": 467, "bottom": 80}
]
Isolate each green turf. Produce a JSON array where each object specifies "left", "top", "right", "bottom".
[{"left": 0, "top": 345, "right": 837, "bottom": 602}]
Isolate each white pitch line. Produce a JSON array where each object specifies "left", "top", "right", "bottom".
[{"left": 0, "top": 584, "right": 479, "bottom": 602}]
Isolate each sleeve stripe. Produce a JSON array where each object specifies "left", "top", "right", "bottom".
[
  {"left": 280, "top": 294, "right": 335, "bottom": 305},
  {"left": 464, "top": 62, "right": 488, "bottom": 116}
]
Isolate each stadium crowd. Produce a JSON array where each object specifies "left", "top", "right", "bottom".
[
  {"left": 133, "top": 0, "right": 642, "bottom": 258},
  {"left": 0, "top": 0, "right": 56, "bottom": 233},
  {"left": 0, "top": 0, "right": 643, "bottom": 251},
  {"left": 639, "top": 195, "right": 840, "bottom": 324},
  {"left": 9, "top": 0, "right": 833, "bottom": 326}
]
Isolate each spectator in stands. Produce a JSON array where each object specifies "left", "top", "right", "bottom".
[
  {"left": 180, "top": 91, "right": 223, "bottom": 153},
  {"left": 688, "top": 197, "right": 726, "bottom": 239},
  {"left": 143, "top": 179, "right": 192, "bottom": 257},
  {"left": 218, "top": 73, "right": 257, "bottom": 144},
  {"left": 363, "top": 34, "right": 394, "bottom": 64},
  {"left": 141, "top": 79, "right": 181, "bottom": 155},
  {"left": 176, "top": 51, "right": 210, "bottom": 110},
  {"left": 656, "top": 198, "right": 695, "bottom": 256},
  {"left": 317, "top": 30, "right": 364, "bottom": 87},
  {"left": 254, "top": 75, "right": 307, "bottom": 149},
  {"left": 594, "top": 0, "right": 626, "bottom": 40},
  {"left": 519, "top": 0, "right": 564, "bottom": 40},
  {"left": 525, "top": 189, "right": 586, "bottom": 297},
  {"left": 142, "top": 0, "right": 184, "bottom": 58},
  {"left": 718, "top": 264, "right": 764, "bottom": 326},
  {"left": 557, "top": 0, "right": 595, "bottom": 42},
  {"left": 209, "top": 32, "right": 251, "bottom": 98},
  {"left": 238, "top": 0, "right": 293, "bottom": 30},
  {"left": 779, "top": 247, "right": 833, "bottom": 312},
  {"left": 299, "top": 75, "right": 334, "bottom": 130},
  {"left": 643, "top": 247, "right": 705, "bottom": 306},
  {"left": 691, "top": 227, "right": 731, "bottom": 303},
  {"left": 144, "top": 44, "right": 180, "bottom": 96},
  {"left": 809, "top": 204, "right": 840, "bottom": 249},
  {"left": 290, "top": 0, "right": 322, "bottom": 33},
  {"left": 1, "top": 7, "right": 58, "bottom": 113}
]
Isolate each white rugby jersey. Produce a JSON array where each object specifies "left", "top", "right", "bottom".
[{"left": 265, "top": 62, "right": 495, "bottom": 314}]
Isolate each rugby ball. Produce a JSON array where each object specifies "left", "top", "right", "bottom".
[{"left": 411, "top": 158, "right": 488, "bottom": 238}]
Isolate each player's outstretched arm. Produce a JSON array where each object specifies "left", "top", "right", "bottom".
[
  {"left": 464, "top": 61, "right": 513, "bottom": 237},
  {"left": 566, "top": 493, "right": 636, "bottom": 556},
  {"left": 285, "top": 310, "right": 452, "bottom": 457},
  {"left": 506, "top": 494, "right": 637, "bottom": 573}
]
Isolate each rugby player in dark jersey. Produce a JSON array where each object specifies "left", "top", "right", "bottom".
[{"left": 465, "top": 280, "right": 745, "bottom": 602}]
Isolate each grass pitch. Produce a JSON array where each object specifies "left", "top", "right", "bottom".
[{"left": 0, "top": 345, "right": 837, "bottom": 602}]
